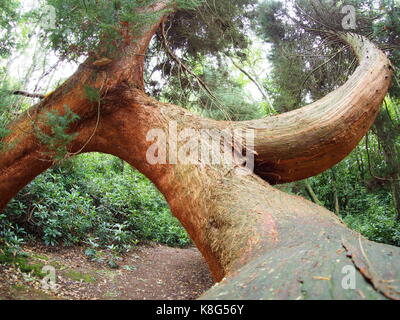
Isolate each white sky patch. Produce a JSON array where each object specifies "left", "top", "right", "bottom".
[
  {"left": 5, "top": 0, "right": 273, "bottom": 106},
  {"left": 230, "top": 40, "right": 272, "bottom": 103},
  {"left": 4, "top": 0, "right": 79, "bottom": 95}
]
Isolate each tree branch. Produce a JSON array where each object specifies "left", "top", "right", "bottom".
[
  {"left": 13, "top": 91, "right": 45, "bottom": 99},
  {"left": 234, "top": 33, "right": 393, "bottom": 184}
]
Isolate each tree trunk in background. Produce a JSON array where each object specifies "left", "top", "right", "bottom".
[
  {"left": 0, "top": 2, "right": 399, "bottom": 299},
  {"left": 374, "top": 110, "right": 400, "bottom": 220},
  {"left": 331, "top": 169, "right": 340, "bottom": 215},
  {"left": 304, "top": 180, "right": 322, "bottom": 206},
  {"left": 356, "top": 148, "right": 366, "bottom": 181}
]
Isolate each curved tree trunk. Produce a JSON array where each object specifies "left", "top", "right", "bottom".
[{"left": 0, "top": 4, "right": 399, "bottom": 299}]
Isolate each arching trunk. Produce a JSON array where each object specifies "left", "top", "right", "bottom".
[
  {"left": 238, "top": 33, "right": 393, "bottom": 184},
  {"left": 0, "top": 4, "right": 399, "bottom": 299}
]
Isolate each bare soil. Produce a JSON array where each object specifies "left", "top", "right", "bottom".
[{"left": 0, "top": 243, "right": 214, "bottom": 300}]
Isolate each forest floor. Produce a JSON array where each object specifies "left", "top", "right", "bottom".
[{"left": 0, "top": 242, "right": 214, "bottom": 300}]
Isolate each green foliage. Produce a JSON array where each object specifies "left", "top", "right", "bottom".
[
  {"left": 164, "top": 0, "right": 256, "bottom": 57},
  {"left": 0, "top": 212, "right": 26, "bottom": 255},
  {"left": 35, "top": 106, "right": 80, "bottom": 160},
  {"left": 2, "top": 153, "right": 191, "bottom": 254},
  {"left": 158, "top": 57, "right": 265, "bottom": 121},
  {"left": 0, "top": 0, "right": 20, "bottom": 57},
  {"left": 83, "top": 85, "right": 100, "bottom": 103},
  {"left": 343, "top": 199, "right": 400, "bottom": 246},
  {"left": 300, "top": 140, "right": 400, "bottom": 247},
  {"left": 0, "top": 251, "right": 46, "bottom": 277},
  {"left": 145, "top": 0, "right": 258, "bottom": 104},
  {"left": 195, "top": 66, "right": 265, "bottom": 120},
  {"left": 254, "top": 1, "right": 400, "bottom": 247},
  {"left": 43, "top": 0, "right": 164, "bottom": 60},
  {"left": 175, "top": 0, "right": 205, "bottom": 10},
  {"left": 256, "top": 0, "right": 400, "bottom": 111},
  {"left": 0, "top": 81, "right": 20, "bottom": 151},
  {"left": 64, "top": 269, "right": 96, "bottom": 283}
]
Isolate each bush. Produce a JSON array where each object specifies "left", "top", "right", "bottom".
[
  {"left": 343, "top": 197, "right": 400, "bottom": 247},
  {"left": 306, "top": 159, "right": 400, "bottom": 247},
  {"left": 2, "top": 153, "right": 191, "bottom": 253}
]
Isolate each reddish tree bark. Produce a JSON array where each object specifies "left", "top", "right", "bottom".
[{"left": 0, "top": 3, "right": 399, "bottom": 299}]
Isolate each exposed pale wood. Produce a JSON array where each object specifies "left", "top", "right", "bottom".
[{"left": 237, "top": 33, "right": 393, "bottom": 184}]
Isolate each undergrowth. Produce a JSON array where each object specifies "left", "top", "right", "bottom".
[{"left": 1, "top": 153, "right": 191, "bottom": 257}]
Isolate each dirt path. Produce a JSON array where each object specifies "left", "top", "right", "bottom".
[{"left": 0, "top": 243, "right": 214, "bottom": 300}]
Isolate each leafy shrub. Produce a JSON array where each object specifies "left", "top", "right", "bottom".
[
  {"left": 2, "top": 153, "right": 191, "bottom": 254},
  {"left": 343, "top": 198, "right": 400, "bottom": 247},
  {"left": 0, "top": 212, "right": 26, "bottom": 255},
  {"left": 306, "top": 158, "right": 400, "bottom": 247}
]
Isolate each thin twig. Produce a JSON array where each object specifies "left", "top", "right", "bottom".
[
  {"left": 13, "top": 91, "right": 45, "bottom": 99},
  {"left": 160, "top": 21, "right": 231, "bottom": 120}
]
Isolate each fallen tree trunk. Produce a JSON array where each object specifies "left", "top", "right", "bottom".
[{"left": 0, "top": 4, "right": 399, "bottom": 299}]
